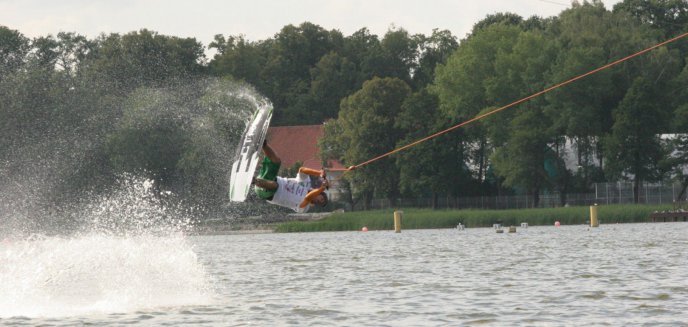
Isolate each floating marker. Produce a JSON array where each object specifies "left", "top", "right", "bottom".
[
  {"left": 590, "top": 205, "right": 599, "bottom": 227},
  {"left": 394, "top": 211, "right": 403, "bottom": 233},
  {"left": 494, "top": 223, "right": 504, "bottom": 233}
]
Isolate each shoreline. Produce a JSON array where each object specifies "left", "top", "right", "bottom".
[
  {"left": 191, "top": 209, "right": 344, "bottom": 235},
  {"left": 190, "top": 205, "right": 683, "bottom": 234}
]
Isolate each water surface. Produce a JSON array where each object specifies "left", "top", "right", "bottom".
[{"left": 2, "top": 223, "right": 687, "bottom": 325}]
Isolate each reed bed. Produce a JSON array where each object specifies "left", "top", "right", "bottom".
[{"left": 274, "top": 204, "right": 673, "bottom": 232}]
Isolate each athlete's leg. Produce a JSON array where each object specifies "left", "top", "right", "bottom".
[
  {"left": 262, "top": 142, "right": 281, "bottom": 164},
  {"left": 254, "top": 178, "right": 278, "bottom": 191},
  {"left": 254, "top": 144, "right": 281, "bottom": 199}
]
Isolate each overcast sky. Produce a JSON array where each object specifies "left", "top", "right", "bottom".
[{"left": 1, "top": 0, "right": 622, "bottom": 52}]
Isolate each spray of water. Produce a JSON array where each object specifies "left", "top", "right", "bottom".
[
  {"left": 0, "top": 174, "right": 214, "bottom": 318},
  {"left": 0, "top": 77, "right": 282, "bottom": 318},
  {"left": 0, "top": 77, "right": 267, "bottom": 236}
]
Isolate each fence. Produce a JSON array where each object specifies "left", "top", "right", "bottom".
[
  {"left": 593, "top": 182, "right": 683, "bottom": 205},
  {"left": 350, "top": 182, "right": 685, "bottom": 211}
]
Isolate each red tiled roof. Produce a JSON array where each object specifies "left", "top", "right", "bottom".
[{"left": 267, "top": 125, "right": 345, "bottom": 170}]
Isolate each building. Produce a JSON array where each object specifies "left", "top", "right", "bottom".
[{"left": 266, "top": 125, "right": 346, "bottom": 200}]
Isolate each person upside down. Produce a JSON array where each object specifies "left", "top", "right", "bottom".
[{"left": 253, "top": 142, "right": 329, "bottom": 212}]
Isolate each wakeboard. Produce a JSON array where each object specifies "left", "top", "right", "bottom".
[{"left": 229, "top": 101, "right": 273, "bottom": 202}]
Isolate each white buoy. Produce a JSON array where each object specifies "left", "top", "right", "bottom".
[
  {"left": 494, "top": 223, "right": 503, "bottom": 233},
  {"left": 521, "top": 222, "right": 528, "bottom": 228}
]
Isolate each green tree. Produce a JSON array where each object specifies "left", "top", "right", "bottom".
[
  {"left": 491, "top": 107, "right": 553, "bottom": 207},
  {"left": 325, "top": 77, "right": 411, "bottom": 208},
  {"left": 432, "top": 23, "right": 524, "bottom": 191},
  {"left": 486, "top": 28, "right": 557, "bottom": 207},
  {"left": 604, "top": 78, "right": 669, "bottom": 202},
  {"left": 395, "top": 89, "right": 470, "bottom": 207},
  {"left": 667, "top": 74, "right": 688, "bottom": 199},
  {"left": 604, "top": 44, "right": 680, "bottom": 202},
  {"left": 378, "top": 27, "right": 419, "bottom": 84},
  {"left": 260, "top": 22, "right": 344, "bottom": 125},
  {"left": 544, "top": 1, "right": 659, "bottom": 190},
  {"left": 208, "top": 34, "right": 268, "bottom": 90},
  {"left": 341, "top": 28, "right": 385, "bottom": 87},
  {"left": 412, "top": 29, "right": 459, "bottom": 89},
  {"left": 0, "top": 26, "right": 30, "bottom": 155},
  {"left": 307, "top": 51, "right": 358, "bottom": 123},
  {"left": 84, "top": 29, "right": 205, "bottom": 94},
  {"left": 0, "top": 26, "right": 30, "bottom": 77},
  {"left": 470, "top": 12, "right": 524, "bottom": 34},
  {"left": 613, "top": 0, "right": 688, "bottom": 38}
]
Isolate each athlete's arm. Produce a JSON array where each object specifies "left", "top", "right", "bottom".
[
  {"left": 299, "top": 185, "right": 326, "bottom": 208},
  {"left": 298, "top": 167, "right": 324, "bottom": 177}
]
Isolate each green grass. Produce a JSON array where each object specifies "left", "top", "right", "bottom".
[{"left": 273, "top": 204, "right": 673, "bottom": 232}]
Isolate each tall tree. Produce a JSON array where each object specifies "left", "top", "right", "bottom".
[
  {"left": 261, "top": 22, "right": 344, "bottom": 124},
  {"left": 604, "top": 45, "right": 680, "bottom": 202},
  {"left": 412, "top": 29, "right": 459, "bottom": 89},
  {"left": 84, "top": 29, "right": 205, "bottom": 94},
  {"left": 208, "top": 34, "right": 268, "bottom": 90},
  {"left": 491, "top": 107, "right": 553, "bottom": 207},
  {"left": 544, "top": 1, "right": 659, "bottom": 189},
  {"left": 395, "top": 89, "right": 471, "bottom": 207},
  {"left": 324, "top": 77, "right": 411, "bottom": 208},
  {"left": 470, "top": 12, "right": 524, "bottom": 34},
  {"left": 307, "top": 51, "right": 358, "bottom": 123},
  {"left": 604, "top": 78, "right": 668, "bottom": 202},
  {"left": 341, "top": 28, "right": 383, "bottom": 87},
  {"left": 54, "top": 32, "right": 94, "bottom": 78},
  {"left": 613, "top": 0, "right": 688, "bottom": 38},
  {"left": 486, "top": 28, "right": 557, "bottom": 207},
  {"left": 432, "top": 23, "right": 523, "bottom": 190},
  {"left": 0, "top": 26, "right": 30, "bottom": 77},
  {"left": 378, "top": 27, "right": 419, "bottom": 84}
]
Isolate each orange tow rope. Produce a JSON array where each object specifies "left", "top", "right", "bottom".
[{"left": 326, "top": 31, "right": 688, "bottom": 177}]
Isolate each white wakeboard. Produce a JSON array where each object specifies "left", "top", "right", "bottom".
[{"left": 229, "top": 102, "right": 273, "bottom": 202}]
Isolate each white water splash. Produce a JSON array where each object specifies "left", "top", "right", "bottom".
[
  {"left": 0, "top": 176, "right": 214, "bottom": 318},
  {"left": 76, "top": 174, "right": 195, "bottom": 236}
]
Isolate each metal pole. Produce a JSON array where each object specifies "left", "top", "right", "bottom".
[
  {"left": 394, "top": 211, "right": 402, "bottom": 233},
  {"left": 606, "top": 182, "right": 609, "bottom": 205},
  {"left": 645, "top": 183, "right": 648, "bottom": 204}
]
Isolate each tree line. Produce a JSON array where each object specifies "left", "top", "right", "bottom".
[
  {"left": 1, "top": 0, "right": 687, "bottom": 215},
  {"left": 322, "top": 0, "right": 688, "bottom": 209}
]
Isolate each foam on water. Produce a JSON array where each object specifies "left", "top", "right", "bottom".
[
  {"left": 0, "top": 176, "right": 214, "bottom": 318},
  {"left": 0, "top": 234, "right": 212, "bottom": 317}
]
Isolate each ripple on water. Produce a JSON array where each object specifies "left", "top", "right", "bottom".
[
  {"left": 5, "top": 223, "right": 688, "bottom": 325},
  {"left": 580, "top": 290, "right": 607, "bottom": 300}
]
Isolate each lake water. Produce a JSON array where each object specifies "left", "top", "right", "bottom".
[{"left": 1, "top": 223, "right": 687, "bottom": 326}]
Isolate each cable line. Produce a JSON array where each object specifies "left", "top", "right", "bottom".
[{"left": 326, "top": 31, "right": 688, "bottom": 175}]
